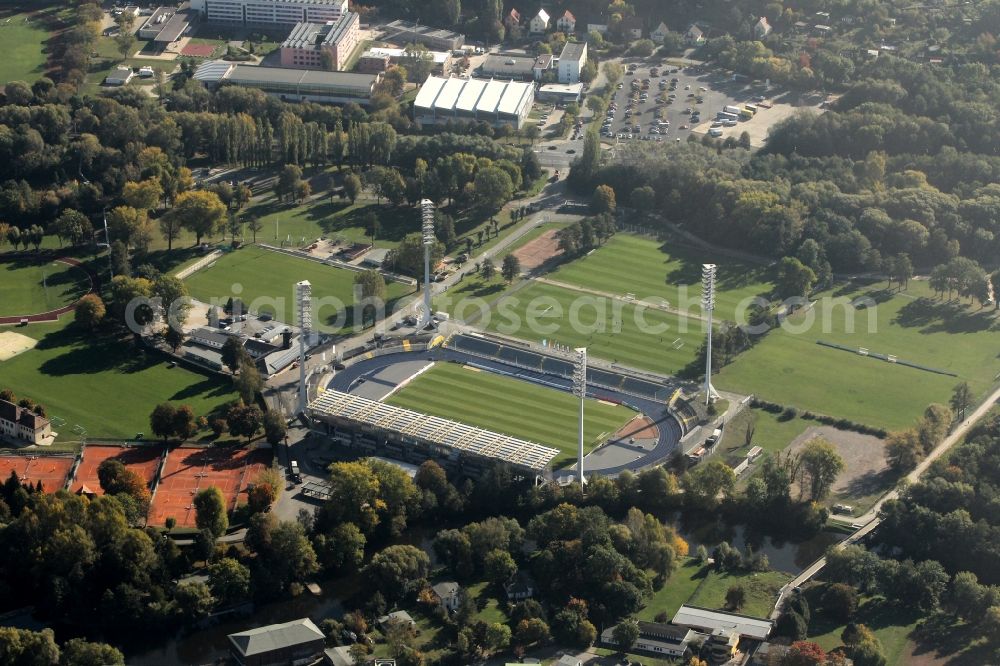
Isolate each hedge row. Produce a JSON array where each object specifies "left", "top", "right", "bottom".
[{"left": 750, "top": 398, "right": 888, "bottom": 439}]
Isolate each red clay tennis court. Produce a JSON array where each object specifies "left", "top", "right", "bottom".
[
  {"left": 180, "top": 43, "right": 217, "bottom": 57},
  {"left": 70, "top": 445, "right": 163, "bottom": 495},
  {"left": 0, "top": 454, "right": 74, "bottom": 493},
  {"left": 148, "top": 446, "right": 271, "bottom": 527}
]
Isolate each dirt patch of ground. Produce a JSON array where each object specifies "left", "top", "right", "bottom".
[
  {"left": 786, "top": 425, "right": 890, "bottom": 511},
  {"left": 611, "top": 415, "right": 659, "bottom": 442},
  {"left": 0, "top": 331, "right": 37, "bottom": 361},
  {"left": 514, "top": 229, "right": 563, "bottom": 272}
]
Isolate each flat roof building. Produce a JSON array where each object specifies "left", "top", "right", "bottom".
[
  {"left": 279, "top": 13, "right": 360, "bottom": 71},
  {"left": 382, "top": 19, "right": 465, "bottom": 50},
  {"left": 307, "top": 389, "right": 559, "bottom": 476},
  {"left": 138, "top": 4, "right": 194, "bottom": 45},
  {"left": 480, "top": 54, "right": 537, "bottom": 80},
  {"left": 357, "top": 46, "right": 452, "bottom": 75},
  {"left": 190, "top": 0, "right": 348, "bottom": 26},
  {"left": 414, "top": 74, "right": 535, "bottom": 130},
  {"left": 558, "top": 41, "right": 588, "bottom": 84},
  {"left": 194, "top": 60, "right": 380, "bottom": 105},
  {"left": 672, "top": 605, "right": 773, "bottom": 640},
  {"left": 537, "top": 82, "right": 583, "bottom": 103}
]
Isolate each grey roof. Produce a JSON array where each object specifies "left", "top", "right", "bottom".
[
  {"left": 559, "top": 41, "right": 587, "bottom": 62},
  {"left": 155, "top": 8, "right": 191, "bottom": 43},
  {"left": 482, "top": 54, "right": 536, "bottom": 76},
  {"left": 324, "top": 646, "right": 354, "bottom": 666},
  {"left": 228, "top": 617, "right": 324, "bottom": 657},
  {"left": 377, "top": 610, "right": 415, "bottom": 627},
  {"left": 282, "top": 14, "right": 357, "bottom": 50},
  {"left": 672, "top": 605, "right": 772, "bottom": 640},
  {"left": 227, "top": 65, "right": 378, "bottom": 89},
  {"left": 190, "top": 327, "right": 231, "bottom": 347},
  {"left": 258, "top": 345, "right": 301, "bottom": 376},
  {"left": 432, "top": 581, "right": 461, "bottom": 599}
]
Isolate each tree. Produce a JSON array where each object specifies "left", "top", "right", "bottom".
[
  {"left": 60, "top": 638, "right": 126, "bottom": 666},
  {"left": 263, "top": 410, "right": 286, "bottom": 445},
  {"left": 354, "top": 269, "right": 387, "bottom": 303},
  {"left": 776, "top": 256, "right": 817, "bottom": 300},
  {"left": 74, "top": 294, "right": 105, "bottom": 330},
  {"left": 365, "top": 211, "right": 381, "bottom": 246},
  {"left": 52, "top": 209, "right": 94, "bottom": 247},
  {"left": 246, "top": 216, "right": 263, "bottom": 243},
  {"left": 194, "top": 486, "right": 228, "bottom": 537},
  {"left": 344, "top": 173, "right": 362, "bottom": 203},
  {"left": 276, "top": 164, "right": 304, "bottom": 203},
  {"left": 592, "top": 184, "right": 617, "bottom": 214},
  {"left": 315, "top": 521, "right": 367, "bottom": 571},
  {"left": 484, "top": 549, "right": 517, "bottom": 587},
  {"left": 481, "top": 257, "right": 496, "bottom": 281},
  {"left": 823, "top": 583, "right": 859, "bottom": 621},
  {"left": 221, "top": 337, "right": 250, "bottom": 373},
  {"left": 122, "top": 178, "right": 163, "bottom": 212},
  {"left": 174, "top": 581, "right": 215, "bottom": 622},
  {"left": 364, "top": 544, "right": 431, "bottom": 600},
  {"left": 611, "top": 619, "right": 640, "bottom": 652},
  {"left": 171, "top": 191, "right": 227, "bottom": 245},
  {"left": 782, "top": 641, "right": 827, "bottom": 666},
  {"left": 681, "top": 460, "right": 735, "bottom": 510},
  {"left": 950, "top": 382, "right": 972, "bottom": 420},
  {"left": 248, "top": 482, "right": 277, "bottom": 514},
  {"left": 501, "top": 253, "right": 520, "bottom": 283},
  {"left": 885, "top": 429, "right": 922, "bottom": 472},
  {"left": 473, "top": 167, "right": 514, "bottom": 214},
  {"left": 798, "top": 438, "right": 844, "bottom": 500},
  {"left": 207, "top": 557, "right": 250, "bottom": 606},
  {"left": 0, "top": 627, "right": 60, "bottom": 665},
  {"left": 227, "top": 402, "right": 263, "bottom": 443},
  {"left": 149, "top": 403, "right": 177, "bottom": 441},
  {"left": 234, "top": 359, "right": 263, "bottom": 404},
  {"left": 726, "top": 584, "right": 747, "bottom": 610}
]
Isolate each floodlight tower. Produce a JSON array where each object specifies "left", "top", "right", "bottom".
[
  {"left": 296, "top": 280, "right": 312, "bottom": 414},
  {"left": 420, "top": 199, "right": 435, "bottom": 327},
  {"left": 572, "top": 347, "right": 588, "bottom": 486},
  {"left": 701, "top": 264, "right": 720, "bottom": 405}
]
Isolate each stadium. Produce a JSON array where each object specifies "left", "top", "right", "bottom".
[{"left": 307, "top": 332, "right": 699, "bottom": 480}]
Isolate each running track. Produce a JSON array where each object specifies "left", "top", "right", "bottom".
[{"left": 0, "top": 257, "right": 98, "bottom": 325}]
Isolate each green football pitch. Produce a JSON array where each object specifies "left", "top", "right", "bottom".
[
  {"left": 549, "top": 234, "right": 775, "bottom": 322},
  {"left": 386, "top": 361, "right": 637, "bottom": 467},
  {"left": 0, "top": 258, "right": 91, "bottom": 317},
  {"left": 183, "top": 245, "right": 413, "bottom": 331}
]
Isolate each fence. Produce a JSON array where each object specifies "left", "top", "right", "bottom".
[
  {"left": 174, "top": 250, "right": 223, "bottom": 280},
  {"left": 258, "top": 244, "right": 417, "bottom": 286}
]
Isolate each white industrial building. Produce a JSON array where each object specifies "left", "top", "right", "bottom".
[
  {"left": 558, "top": 41, "right": 587, "bottom": 84},
  {"left": 414, "top": 75, "right": 535, "bottom": 130},
  {"left": 189, "top": 0, "right": 348, "bottom": 25}
]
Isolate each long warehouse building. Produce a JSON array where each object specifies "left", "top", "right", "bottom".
[
  {"left": 190, "top": 0, "right": 348, "bottom": 25},
  {"left": 308, "top": 390, "right": 559, "bottom": 477},
  {"left": 414, "top": 75, "right": 535, "bottom": 130},
  {"left": 194, "top": 60, "right": 380, "bottom": 105}
]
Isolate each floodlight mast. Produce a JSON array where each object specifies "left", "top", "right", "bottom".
[
  {"left": 420, "top": 199, "right": 435, "bottom": 327},
  {"left": 702, "top": 264, "right": 720, "bottom": 405},
  {"left": 296, "top": 280, "right": 312, "bottom": 414},
  {"left": 572, "top": 347, "right": 587, "bottom": 486}
]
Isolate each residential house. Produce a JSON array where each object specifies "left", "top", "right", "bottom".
[
  {"left": 529, "top": 8, "right": 550, "bottom": 34},
  {"left": 754, "top": 16, "right": 771, "bottom": 38},
  {"left": 619, "top": 16, "right": 642, "bottom": 39},
  {"left": 105, "top": 66, "right": 134, "bottom": 86},
  {"left": 557, "top": 40, "right": 587, "bottom": 84},
  {"left": 587, "top": 23, "right": 608, "bottom": 34},
  {"left": 556, "top": 10, "right": 576, "bottom": 33},
  {"left": 504, "top": 8, "right": 521, "bottom": 31},
  {"left": 686, "top": 24, "right": 705, "bottom": 45},
  {"left": 0, "top": 399, "right": 53, "bottom": 445},
  {"left": 228, "top": 618, "right": 325, "bottom": 666},
  {"left": 431, "top": 581, "right": 462, "bottom": 612},
  {"left": 377, "top": 610, "right": 416, "bottom": 632},
  {"left": 651, "top": 21, "right": 670, "bottom": 43},
  {"left": 504, "top": 571, "right": 535, "bottom": 601}
]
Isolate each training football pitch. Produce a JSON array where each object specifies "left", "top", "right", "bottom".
[
  {"left": 482, "top": 281, "right": 708, "bottom": 376},
  {"left": 183, "top": 245, "right": 412, "bottom": 330},
  {"left": 0, "top": 258, "right": 91, "bottom": 317},
  {"left": 550, "top": 234, "right": 775, "bottom": 322},
  {"left": 0, "top": 11, "right": 49, "bottom": 83},
  {"left": 718, "top": 281, "right": 1000, "bottom": 430},
  {"left": 385, "top": 362, "right": 636, "bottom": 467}
]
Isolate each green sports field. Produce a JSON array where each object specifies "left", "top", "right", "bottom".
[
  {"left": 717, "top": 280, "right": 1000, "bottom": 430},
  {"left": 182, "top": 245, "right": 413, "bottom": 331},
  {"left": 550, "top": 234, "right": 775, "bottom": 322},
  {"left": 385, "top": 361, "right": 636, "bottom": 467},
  {"left": 0, "top": 11, "right": 49, "bottom": 83},
  {"left": 0, "top": 319, "right": 236, "bottom": 441},
  {"left": 483, "top": 281, "right": 708, "bottom": 376},
  {"left": 0, "top": 258, "right": 91, "bottom": 317}
]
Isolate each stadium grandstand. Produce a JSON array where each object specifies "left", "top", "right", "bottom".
[{"left": 307, "top": 390, "right": 560, "bottom": 476}]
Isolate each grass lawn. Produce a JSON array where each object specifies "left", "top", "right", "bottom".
[
  {"left": 687, "top": 569, "right": 792, "bottom": 619},
  {"left": 433, "top": 272, "right": 513, "bottom": 318},
  {"left": 806, "top": 589, "right": 924, "bottom": 665},
  {"left": 182, "top": 245, "right": 413, "bottom": 331},
  {"left": 0, "top": 257, "right": 91, "bottom": 317},
  {"left": 386, "top": 361, "right": 636, "bottom": 466},
  {"left": 0, "top": 10, "right": 49, "bottom": 82},
  {"left": 0, "top": 319, "right": 237, "bottom": 440},
  {"left": 716, "top": 407, "right": 810, "bottom": 467},
  {"left": 637, "top": 558, "right": 708, "bottom": 621},
  {"left": 466, "top": 581, "right": 507, "bottom": 625},
  {"left": 484, "top": 281, "right": 707, "bottom": 376},
  {"left": 550, "top": 234, "right": 775, "bottom": 322},
  {"left": 717, "top": 280, "right": 1000, "bottom": 430}
]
